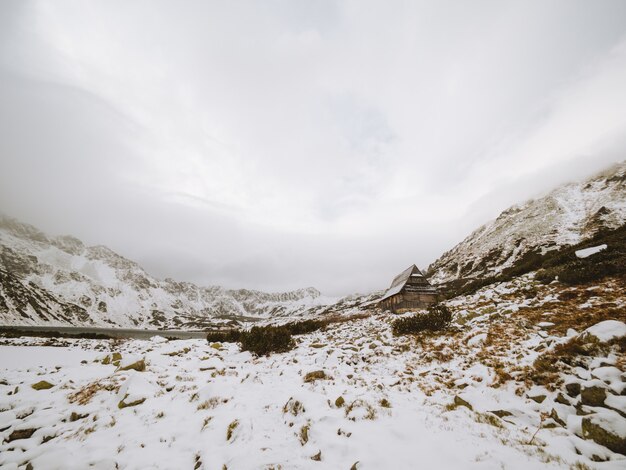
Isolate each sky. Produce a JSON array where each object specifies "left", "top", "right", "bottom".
[{"left": 1, "top": 0, "right": 626, "bottom": 296}]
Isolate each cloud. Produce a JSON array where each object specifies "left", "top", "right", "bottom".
[{"left": 1, "top": 0, "right": 626, "bottom": 295}]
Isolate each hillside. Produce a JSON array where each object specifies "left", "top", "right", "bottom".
[
  {"left": 427, "top": 162, "right": 626, "bottom": 287},
  {"left": 0, "top": 216, "right": 334, "bottom": 329}
]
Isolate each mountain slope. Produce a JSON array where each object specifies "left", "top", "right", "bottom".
[
  {"left": 0, "top": 216, "right": 333, "bottom": 329},
  {"left": 428, "top": 162, "right": 626, "bottom": 286}
]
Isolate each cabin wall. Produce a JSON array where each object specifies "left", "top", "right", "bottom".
[{"left": 379, "top": 291, "right": 439, "bottom": 313}]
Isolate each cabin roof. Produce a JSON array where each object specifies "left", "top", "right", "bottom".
[{"left": 380, "top": 264, "right": 437, "bottom": 301}]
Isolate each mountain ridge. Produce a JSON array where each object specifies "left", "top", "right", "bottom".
[
  {"left": 427, "top": 161, "right": 626, "bottom": 286},
  {"left": 0, "top": 215, "right": 331, "bottom": 329}
]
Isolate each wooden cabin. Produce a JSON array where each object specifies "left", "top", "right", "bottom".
[{"left": 379, "top": 265, "right": 439, "bottom": 312}]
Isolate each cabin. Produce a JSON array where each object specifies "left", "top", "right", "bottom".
[{"left": 379, "top": 264, "right": 439, "bottom": 312}]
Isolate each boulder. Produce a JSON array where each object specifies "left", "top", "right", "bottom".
[
  {"left": 31, "top": 380, "right": 54, "bottom": 390},
  {"left": 303, "top": 370, "right": 327, "bottom": 383},
  {"left": 582, "top": 410, "right": 626, "bottom": 455},
  {"left": 117, "top": 355, "right": 146, "bottom": 372},
  {"left": 581, "top": 384, "right": 607, "bottom": 407},
  {"left": 565, "top": 382, "right": 581, "bottom": 398},
  {"left": 579, "top": 320, "right": 626, "bottom": 344}
]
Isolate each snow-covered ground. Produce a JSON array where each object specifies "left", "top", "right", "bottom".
[{"left": 2, "top": 273, "right": 625, "bottom": 470}]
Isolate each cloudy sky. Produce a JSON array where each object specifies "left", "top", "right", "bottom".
[{"left": 1, "top": 1, "right": 626, "bottom": 296}]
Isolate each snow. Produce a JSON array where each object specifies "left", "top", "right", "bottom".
[
  {"left": 429, "top": 162, "right": 626, "bottom": 284},
  {"left": 581, "top": 320, "right": 626, "bottom": 343},
  {"left": 575, "top": 244, "right": 608, "bottom": 258},
  {"left": 586, "top": 409, "right": 626, "bottom": 439},
  {"left": 0, "top": 324, "right": 604, "bottom": 469}
]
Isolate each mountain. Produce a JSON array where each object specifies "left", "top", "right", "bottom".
[
  {"left": 0, "top": 216, "right": 334, "bottom": 329},
  {"left": 427, "top": 161, "right": 626, "bottom": 286}
]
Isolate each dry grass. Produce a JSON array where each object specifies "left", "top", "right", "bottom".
[{"left": 68, "top": 378, "right": 120, "bottom": 405}]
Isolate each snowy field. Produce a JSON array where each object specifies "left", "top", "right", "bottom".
[{"left": 1, "top": 294, "right": 625, "bottom": 470}]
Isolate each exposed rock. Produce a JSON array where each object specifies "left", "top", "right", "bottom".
[
  {"left": 582, "top": 410, "right": 626, "bottom": 455},
  {"left": 453, "top": 396, "right": 473, "bottom": 411},
  {"left": 549, "top": 408, "right": 566, "bottom": 427},
  {"left": 565, "top": 382, "right": 581, "bottom": 398},
  {"left": 555, "top": 393, "right": 572, "bottom": 405},
  {"left": 489, "top": 410, "right": 513, "bottom": 418},
  {"left": 579, "top": 320, "right": 626, "bottom": 345},
  {"left": 118, "top": 396, "right": 146, "bottom": 409},
  {"left": 6, "top": 428, "right": 37, "bottom": 442},
  {"left": 581, "top": 385, "right": 607, "bottom": 407},
  {"left": 31, "top": 380, "right": 54, "bottom": 390},
  {"left": 528, "top": 394, "right": 546, "bottom": 404},
  {"left": 303, "top": 370, "right": 327, "bottom": 383},
  {"left": 117, "top": 357, "right": 146, "bottom": 372}
]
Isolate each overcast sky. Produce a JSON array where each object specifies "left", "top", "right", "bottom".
[{"left": 1, "top": 1, "right": 626, "bottom": 296}]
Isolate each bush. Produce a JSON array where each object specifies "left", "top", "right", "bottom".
[
  {"left": 239, "top": 325, "right": 294, "bottom": 356},
  {"left": 283, "top": 319, "right": 326, "bottom": 335},
  {"left": 392, "top": 305, "right": 452, "bottom": 336},
  {"left": 206, "top": 329, "right": 242, "bottom": 343}
]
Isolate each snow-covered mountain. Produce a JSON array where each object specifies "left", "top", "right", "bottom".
[
  {"left": 427, "top": 162, "right": 626, "bottom": 285},
  {"left": 0, "top": 216, "right": 334, "bottom": 329}
]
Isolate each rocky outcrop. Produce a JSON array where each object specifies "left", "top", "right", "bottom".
[
  {"left": 0, "top": 215, "right": 332, "bottom": 329},
  {"left": 428, "top": 162, "right": 626, "bottom": 284}
]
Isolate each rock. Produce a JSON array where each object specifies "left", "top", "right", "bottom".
[
  {"left": 582, "top": 410, "right": 626, "bottom": 455},
  {"left": 528, "top": 394, "right": 546, "bottom": 404},
  {"left": 70, "top": 412, "right": 89, "bottom": 422},
  {"left": 118, "top": 396, "right": 146, "bottom": 409},
  {"left": 453, "top": 396, "right": 473, "bottom": 411},
  {"left": 579, "top": 320, "right": 626, "bottom": 344},
  {"left": 7, "top": 428, "right": 38, "bottom": 442},
  {"left": 303, "top": 370, "right": 327, "bottom": 383},
  {"left": 550, "top": 408, "right": 566, "bottom": 427},
  {"left": 555, "top": 393, "right": 571, "bottom": 405},
  {"left": 335, "top": 396, "right": 345, "bottom": 407},
  {"left": 565, "top": 382, "right": 581, "bottom": 398},
  {"left": 581, "top": 385, "right": 607, "bottom": 407},
  {"left": 311, "top": 450, "right": 322, "bottom": 461},
  {"left": 31, "top": 380, "right": 54, "bottom": 390},
  {"left": 117, "top": 357, "right": 146, "bottom": 372},
  {"left": 102, "top": 352, "right": 122, "bottom": 366},
  {"left": 489, "top": 410, "right": 513, "bottom": 418}
]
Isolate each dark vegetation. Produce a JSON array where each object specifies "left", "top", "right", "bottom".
[
  {"left": 206, "top": 315, "right": 369, "bottom": 356},
  {"left": 391, "top": 305, "right": 452, "bottom": 336},
  {"left": 441, "top": 222, "right": 626, "bottom": 299}
]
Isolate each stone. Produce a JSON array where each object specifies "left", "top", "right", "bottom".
[
  {"left": 565, "top": 382, "right": 581, "bottom": 398},
  {"left": 453, "top": 396, "right": 473, "bottom": 411},
  {"left": 7, "top": 428, "right": 37, "bottom": 442},
  {"left": 303, "top": 370, "right": 327, "bottom": 383},
  {"left": 117, "top": 358, "right": 146, "bottom": 372},
  {"left": 581, "top": 385, "right": 607, "bottom": 407},
  {"left": 549, "top": 408, "right": 566, "bottom": 427},
  {"left": 528, "top": 394, "right": 546, "bottom": 404},
  {"left": 582, "top": 411, "right": 626, "bottom": 455},
  {"left": 31, "top": 381, "right": 54, "bottom": 390},
  {"left": 555, "top": 393, "right": 571, "bottom": 405}
]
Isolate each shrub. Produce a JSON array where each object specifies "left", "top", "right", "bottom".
[
  {"left": 239, "top": 325, "right": 294, "bottom": 356},
  {"left": 284, "top": 319, "right": 327, "bottom": 335},
  {"left": 392, "top": 305, "right": 452, "bottom": 336},
  {"left": 206, "top": 329, "right": 241, "bottom": 343}
]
